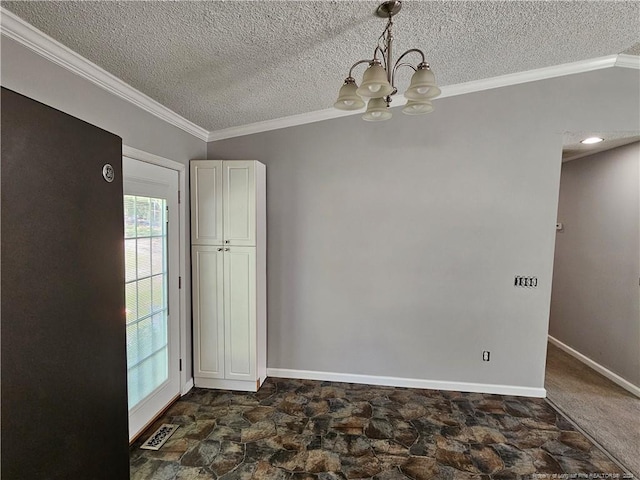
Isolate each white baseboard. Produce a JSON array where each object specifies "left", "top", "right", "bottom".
[
  {"left": 194, "top": 377, "right": 261, "bottom": 392},
  {"left": 266, "top": 368, "right": 546, "bottom": 398},
  {"left": 181, "top": 378, "right": 194, "bottom": 396},
  {"left": 548, "top": 335, "right": 640, "bottom": 398}
]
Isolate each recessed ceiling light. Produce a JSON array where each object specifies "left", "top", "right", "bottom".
[{"left": 581, "top": 136, "right": 604, "bottom": 145}]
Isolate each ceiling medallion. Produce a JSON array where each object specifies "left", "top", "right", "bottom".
[{"left": 334, "top": 0, "right": 441, "bottom": 121}]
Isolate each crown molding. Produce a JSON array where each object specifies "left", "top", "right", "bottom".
[
  {"left": 615, "top": 53, "right": 640, "bottom": 69},
  {"left": 209, "top": 54, "right": 634, "bottom": 142},
  {"left": 0, "top": 7, "right": 209, "bottom": 141},
  {"left": 1, "top": 7, "right": 635, "bottom": 145},
  {"left": 438, "top": 54, "right": 620, "bottom": 99},
  {"left": 207, "top": 108, "right": 359, "bottom": 142}
]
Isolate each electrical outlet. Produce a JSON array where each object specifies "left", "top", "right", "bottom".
[{"left": 482, "top": 351, "right": 490, "bottom": 362}]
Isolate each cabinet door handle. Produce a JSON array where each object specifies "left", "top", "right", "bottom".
[
  {"left": 224, "top": 248, "right": 230, "bottom": 251},
  {"left": 217, "top": 248, "right": 223, "bottom": 251},
  {"left": 225, "top": 240, "right": 230, "bottom": 244}
]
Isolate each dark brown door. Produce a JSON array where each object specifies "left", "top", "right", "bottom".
[{"left": 1, "top": 88, "right": 130, "bottom": 479}]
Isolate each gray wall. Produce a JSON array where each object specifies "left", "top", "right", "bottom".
[
  {"left": 1, "top": 37, "right": 207, "bottom": 381},
  {"left": 550, "top": 142, "right": 640, "bottom": 386},
  {"left": 0, "top": 38, "right": 206, "bottom": 161},
  {"left": 208, "top": 67, "right": 640, "bottom": 391}
]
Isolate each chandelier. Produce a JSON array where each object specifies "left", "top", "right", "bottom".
[{"left": 334, "top": 0, "right": 441, "bottom": 121}]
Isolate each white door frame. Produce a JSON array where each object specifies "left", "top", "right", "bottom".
[{"left": 123, "top": 145, "right": 192, "bottom": 396}]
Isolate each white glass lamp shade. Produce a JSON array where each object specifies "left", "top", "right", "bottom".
[
  {"left": 334, "top": 81, "right": 365, "bottom": 111},
  {"left": 362, "top": 97, "right": 392, "bottom": 121},
  {"left": 356, "top": 63, "right": 394, "bottom": 99},
  {"left": 404, "top": 67, "right": 441, "bottom": 100},
  {"left": 402, "top": 99, "right": 434, "bottom": 115}
]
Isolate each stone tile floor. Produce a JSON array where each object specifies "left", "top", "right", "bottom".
[{"left": 130, "top": 378, "right": 628, "bottom": 480}]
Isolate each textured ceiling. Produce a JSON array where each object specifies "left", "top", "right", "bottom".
[
  {"left": 562, "top": 132, "right": 640, "bottom": 162},
  {"left": 2, "top": 1, "right": 639, "bottom": 133}
]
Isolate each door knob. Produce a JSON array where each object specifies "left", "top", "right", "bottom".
[{"left": 225, "top": 240, "right": 230, "bottom": 244}]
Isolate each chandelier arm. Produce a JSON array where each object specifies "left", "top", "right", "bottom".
[
  {"left": 395, "top": 63, "right": 417, "bottom": 72},
  {"left": 391, "top": 62, "right": 417, "bottom": 87},
  {"left": 374, "top": 46, "right": 386, "bottom": 68},
  {"left": 348, "top": 59, "right": 375, "bottom": 78},
  {"left": 393, "top": 48, "right": 426, "bottom": 71}
]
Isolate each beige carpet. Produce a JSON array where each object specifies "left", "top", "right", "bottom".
[{"left": 545, "top": 342, "right": 640, "bottom": 478}]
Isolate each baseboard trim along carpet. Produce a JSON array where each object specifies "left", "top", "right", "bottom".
[
  {"left": 266, "top": 368, "right": 546, "bottom": 398},
  {"left": 548, "top": 335, "right": 640, "bottom": 398}
]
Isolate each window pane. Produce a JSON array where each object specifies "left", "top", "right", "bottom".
[
  {"left": 135, "top": 196, "right": 151, "bottom": 237},
  {"left": 152, "top": 274, "right": 164, "bottom": 313},
  {"left": 123, "top": 194, "right": 169, "bottom": 411},
  {"left": 127, "top": 367, "right": 139, "bottom": 408},
  {"left": 125, "top": 282, "right": 137, "bottom": 323},
  {"left": 136, "top": 237, "right": 151, "bottom": 279},
  {"left": 124, "top": 196, "right": 136, "bottom": 239},
  {"left": 130, "top": 348, "right": 168, "bottom": 407},
  {"left": 126, "top": 323, "right": 138, "bottom": 368},
  {"left": 137, "top": 317, "right": 153, "bottom": 361},
  {"left": 125, "top": 239, "right": 136, "bottom": 282},
  {"left": 137, "top": 277, "right": 152, "bottom": 318},
  {"left": 151, "top": 312, "right": 166, "bottom": 352},
  {"left": 151, "top": 238, "right": 164, "bottom": 275},
  {"left": 150, "top": 198, "right": 164, "bottom": 236}
]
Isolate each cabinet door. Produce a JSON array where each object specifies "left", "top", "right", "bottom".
[
  {"left": 191, "top": 160, "right": 223, "bottom": 245},
  {"left": 223, "top": 161, "right": 256, "bottom": 246},
  {"left": 192, "top": 246, "right": 225, "bottom": 379},
  {"left": 224, "top": 247, "right": 256, "bottom": 381}
]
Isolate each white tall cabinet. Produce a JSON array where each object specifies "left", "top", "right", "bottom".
[{"left": 190, "top": 160, "right": 267, "bottom": 392}]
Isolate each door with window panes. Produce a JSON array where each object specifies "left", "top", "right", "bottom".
[{"left": 123, "top": 157, "right": 180, "bottom": 441}]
